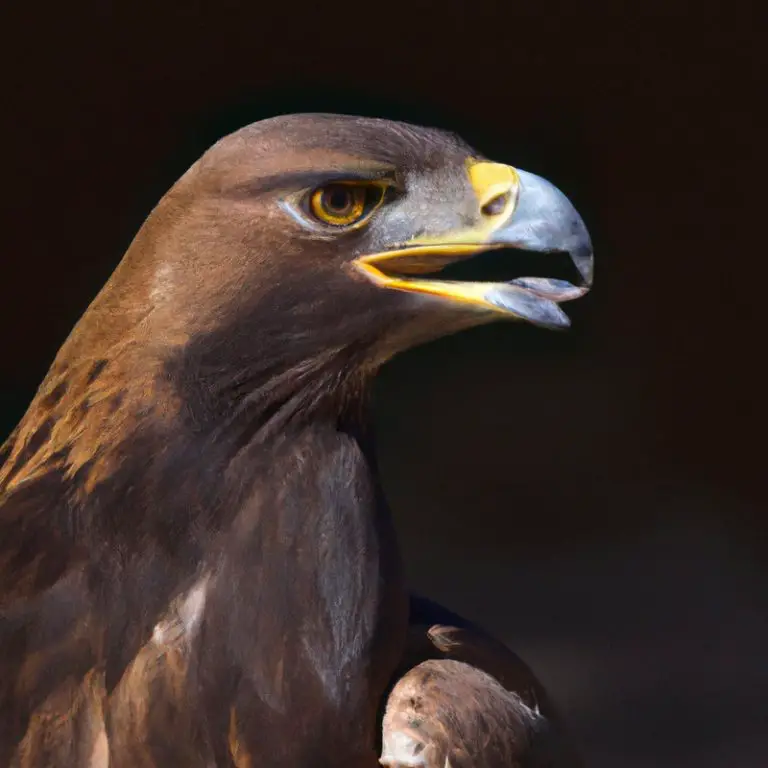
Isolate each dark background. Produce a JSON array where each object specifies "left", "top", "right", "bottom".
[{"left": 1, "top": 4, "right": 765, "bottom": 766}]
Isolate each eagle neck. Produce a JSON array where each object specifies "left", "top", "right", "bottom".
[{"left": 198, "top": 408, "right": 408, "bottom": 748}]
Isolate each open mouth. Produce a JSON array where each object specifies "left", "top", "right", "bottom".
[{"left": 354, "top": 244, "right": 591, "bottom": 329}]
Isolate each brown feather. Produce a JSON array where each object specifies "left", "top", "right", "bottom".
[{"left": 378, "top": 598, "right": 584, "bottom": 767}]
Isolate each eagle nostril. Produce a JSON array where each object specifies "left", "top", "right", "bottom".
[{"left": 481, "top": 190, "right": 511, "bottom": 217}]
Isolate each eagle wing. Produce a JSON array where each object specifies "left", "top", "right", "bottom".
[{"left": 379, "top": 595, "right": 584, "bottom": 767}]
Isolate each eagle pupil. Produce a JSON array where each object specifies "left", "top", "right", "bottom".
[{"left": 326, "top": 186, "right": 352, "bottom": 213}]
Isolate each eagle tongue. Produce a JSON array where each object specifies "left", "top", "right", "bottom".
[
  {"left": 484, "top": 284, "right": 571, "bottom": 329},
  {"left": 507, "top": 277, "right": 588, "bottom": 302}
]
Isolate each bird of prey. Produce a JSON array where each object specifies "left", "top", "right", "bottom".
[{"left": 0, "top": 113, "right": 593, "bottom": 766}]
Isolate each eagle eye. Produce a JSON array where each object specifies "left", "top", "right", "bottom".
[{"left": 308, "top": 182, "right": 387, "bottom": 228}]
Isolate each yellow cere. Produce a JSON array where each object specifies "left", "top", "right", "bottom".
[
  {"left": 466, "top": 160, "right": 519, "bottom": 212},
  {"left": 398, "top": 161, "right": 520, "bottom": 249}
]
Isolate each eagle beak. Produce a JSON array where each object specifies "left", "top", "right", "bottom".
[{"left": 354, "top": 162, "right": 594, "bottom": 329}]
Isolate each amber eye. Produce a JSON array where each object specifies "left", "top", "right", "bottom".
[{"left": 308, "top": 183, "right": 385, "bottom": 227}]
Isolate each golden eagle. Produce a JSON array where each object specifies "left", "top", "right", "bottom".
[{"left": 0, "top": 114, "right": 592, "bottom": 766}]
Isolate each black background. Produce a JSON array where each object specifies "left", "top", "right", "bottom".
[{"left": 1, "top": 3, "right": 765, "bottom": 766}]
